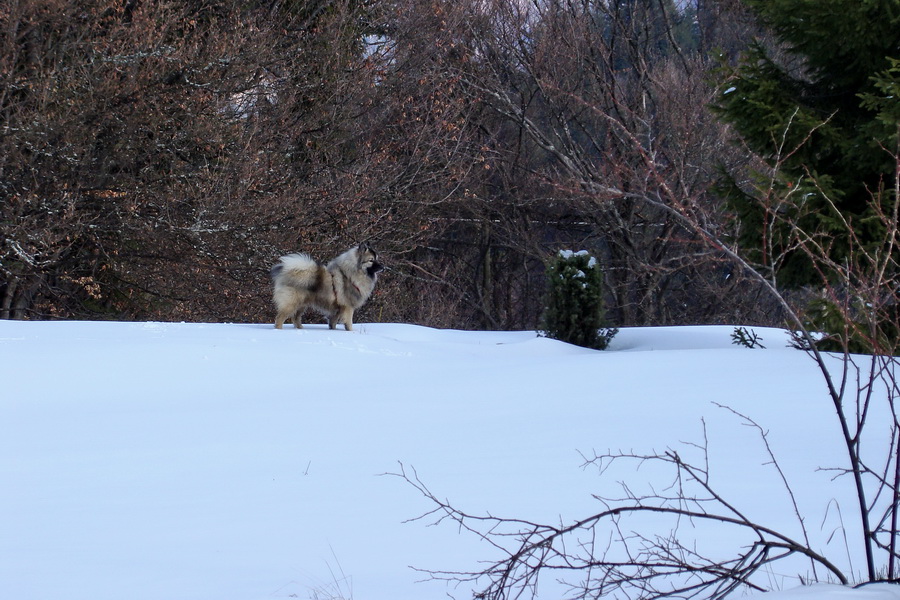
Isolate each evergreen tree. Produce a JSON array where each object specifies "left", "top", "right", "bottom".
[
  {"left": 714, "top": 0, "right": 900, "bottom": 286},
  {"left": 541, "top": 251, "right": 617, "bottom": 350}
]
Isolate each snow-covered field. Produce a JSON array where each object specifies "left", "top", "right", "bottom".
[{"left": 1, "top": 320, "right": 898, "bottom": 600}]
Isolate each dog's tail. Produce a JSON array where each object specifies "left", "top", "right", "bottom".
[
  {"left": 272, "top": 253, "right": 319, "bottom": 281},
  {"left": 279, "top": 253, "right": 317, "bottom": 269}
]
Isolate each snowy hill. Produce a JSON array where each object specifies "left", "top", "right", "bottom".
[{"left": 1, "top": 321, "right": 898, "bottom": 600}]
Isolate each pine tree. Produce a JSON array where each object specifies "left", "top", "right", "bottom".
[
  {"left": 714, "top": 0, "right": 900, "bottom": 286},
  {"left": 541, "top": 251, "right": 617, "bottom": 350}
]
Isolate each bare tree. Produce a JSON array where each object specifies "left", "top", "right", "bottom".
[
  {"left": 393, "top": 0, "right": 774, "bottom": 328},
  {"left": 0, "top": 0, "right": 438, "bottom": 322},
  {"left": 393, "top": 151, "right": 900, "bottom": 596}
]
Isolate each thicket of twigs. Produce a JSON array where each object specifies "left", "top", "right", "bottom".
[{"left": 2, "top": 0, "right": 769, "bottom": 328}]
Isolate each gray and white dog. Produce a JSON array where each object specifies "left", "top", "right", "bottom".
[{"left": 271, "top": 243, "right": 384, "bottom": 331}]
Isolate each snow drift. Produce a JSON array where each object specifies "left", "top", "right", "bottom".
[{"left": 1, "top": 320, "right": 897, "bottom": 600}]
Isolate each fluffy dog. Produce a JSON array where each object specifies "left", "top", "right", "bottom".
[{"left": 271, "top": 243, "right": 384, "bottom": 331}]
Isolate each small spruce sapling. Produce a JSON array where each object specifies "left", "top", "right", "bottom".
[
  {"left": 540, "top": 250, "right": 617, "bottom": 350},
  {"left": 731, "top": 326, "right": 766, "bottom": 349}
]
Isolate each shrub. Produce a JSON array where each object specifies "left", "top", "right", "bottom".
[{"left": 540, "top": 250, "right": 617, "bottom": 350}]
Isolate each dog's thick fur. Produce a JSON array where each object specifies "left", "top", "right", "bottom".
[{"left": 271, "top": 243, "right": 384, "bottom": 331}]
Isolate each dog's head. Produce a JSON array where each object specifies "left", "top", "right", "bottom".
[{"left": 358, "top": 242, "right": 385, "bottom": 278}]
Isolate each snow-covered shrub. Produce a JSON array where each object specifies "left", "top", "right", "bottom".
[{"left": 540, "top": 250, "right": 616, "bottom": 350}]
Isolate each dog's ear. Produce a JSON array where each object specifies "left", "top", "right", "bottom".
[{"left": 358, "top": 241, "right": 370, "bottom": 252}]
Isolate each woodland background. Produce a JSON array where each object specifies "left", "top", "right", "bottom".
[{"left": 0, "top": 0, "right": 887, "bottom": 330}]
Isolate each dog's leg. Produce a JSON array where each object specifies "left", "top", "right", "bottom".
[
  {"left": 327, "top": 308, "right": 348, "bottom": 330},
  {"left": 292, "top": 308, "right": 304, "bottom": 329},
  {"left": 340, "top": 307, "right": 354, "bottom": 331},
  {"left": 274, "top": 289, "right": 299, "bottom": 330}
]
